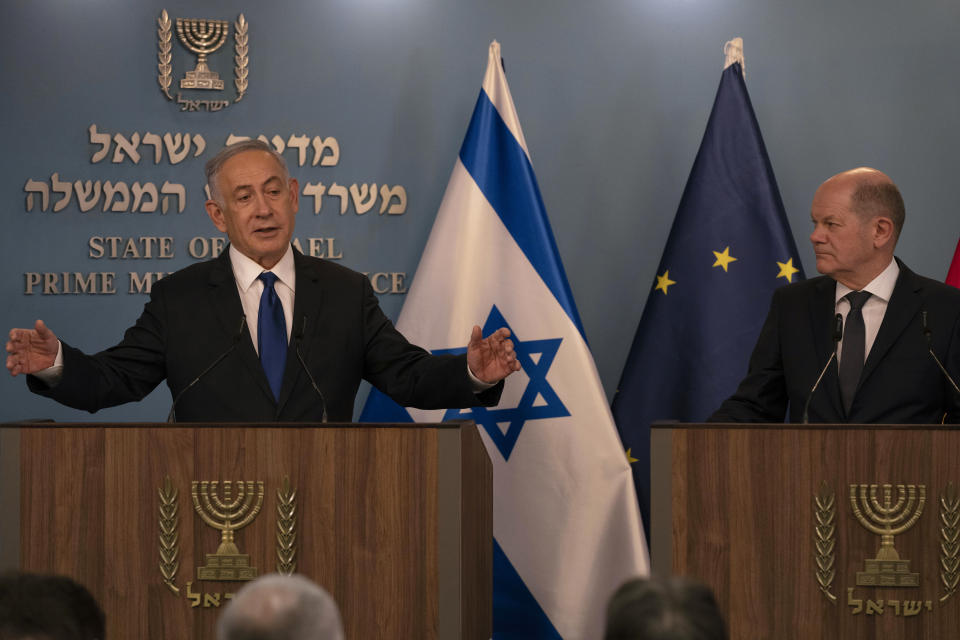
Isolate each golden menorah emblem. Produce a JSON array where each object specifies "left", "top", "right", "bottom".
[
  {"left": 849, "top": 483, "right": 926, "bottom": 587},
  {"left": 191, "top": 480, "right": 264, "bottom": 581},
  {"left": 175, "top": 17, "right": 229, "bottom": 90}
]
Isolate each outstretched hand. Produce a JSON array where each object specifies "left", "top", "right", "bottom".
[
  {"left": 6, "top": 319, "right": 59, "bottom": 376},
  {"left": 466, "top": 325, "right": 521, "bottom": 384}
]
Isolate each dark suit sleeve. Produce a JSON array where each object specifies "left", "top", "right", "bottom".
[
  {"left": 709, "top": 291, "right": 789, "bottom": 423},
  {"left": 358, "top": 277, "right": 502, "bottom": 409},
  {"left": 27, "top": 284, "right": 169, "bottom": 412},
  {"left": 942, "top": 297, "right": 960, "bottom": 423}
]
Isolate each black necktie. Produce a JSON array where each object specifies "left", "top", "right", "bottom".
[
  {"left": 839, "top": 291, "right": 871, "bottom": 415},
  {"left": 257, "top": 272, "right": 287, "bottom": 400}
]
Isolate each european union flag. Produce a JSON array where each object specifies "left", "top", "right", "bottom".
[{"left": 611, "top": 62, "right": 805, "bottom": 534}]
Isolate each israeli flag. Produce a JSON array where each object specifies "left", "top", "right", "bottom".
[{"left": 361, "top": 41, "right": 649, "bottom": 638}]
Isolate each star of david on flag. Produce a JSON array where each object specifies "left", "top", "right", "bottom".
[
  {"left": 360, "top": 40, "right": 648, "bottom": 639},
  {"left": 435, "top": 305, "right": 569, "bottom": 460}
]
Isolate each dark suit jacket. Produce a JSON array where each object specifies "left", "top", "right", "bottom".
[
  {"left": 30, "top": 249, "right": 501, "bottom": 421},
  {"left": 710, "top": 259, "right": 960, "bottom": 423}
]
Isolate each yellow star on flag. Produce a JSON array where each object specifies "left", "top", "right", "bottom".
[
  {"left": 654, "top": 270, "right": 676, "bottom": 295},
  {"left": 712, "top": 246, "right": 737, "bottom": 272},
  {"left": 625, "top": 448, "right": 638, "bottom": 464},
  {"left": 776, "top": 258, "right": 799, "bottom": 283}
]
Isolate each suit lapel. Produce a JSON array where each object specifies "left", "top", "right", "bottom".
[
  {"left": 810, "top": 277, "right": 845, "bottom": 418},
  {"left": 275, "top": 251, "right": 327, "bottom": 415},
  {"left": 208, "top": 248, "right": 276, "bottom": 405},
  {"left": 859, "top": 262, "right": 922, "bottom": 392},
  {"left": 811, "top": 278, "right": 836, "bottom": 362}
]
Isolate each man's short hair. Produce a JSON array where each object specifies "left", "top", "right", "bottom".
[
  {"left": 604, "top": 576, "right": 727, "bottom": 640},
  {"left": 0, "top": 571, "right": 105, "bottom": 640},
  {"left": 216, "top": 573, "right": 344, "bottom": 640},
  {"left": 205, "top": 139, "right": 290, "bottom": 205},
  {"left": 850, "top": 179, "right": 905, "bottom": 239}
]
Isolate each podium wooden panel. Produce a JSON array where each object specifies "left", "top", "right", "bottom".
[
  {"left": 651, "top": 424, "right": 960, "bottom": 639},
  {"left": 0, "top": 422, "right": 491, "bottom": 640}
]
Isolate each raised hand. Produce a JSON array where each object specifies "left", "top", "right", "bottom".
[
  {"left": 466, "top": 325, "right": 521, "bottom": 384},
  {"left": 6, "top": 319, "right": 59, "bottom": 376}
]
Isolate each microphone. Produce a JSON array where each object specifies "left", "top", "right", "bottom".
[
  {"left": 293, "top": 316, "right": 328, "bottom": 423},
  {"left": 167, "top": 317, "right": 247, "bottom": 423},
  {"left": 921, "top": 310, "right": 960, "bottom": 398},
  {"left": 802, "top": 313, "right": 843, "bottom": 424}
]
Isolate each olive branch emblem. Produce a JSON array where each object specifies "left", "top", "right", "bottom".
[
  {"left": 941, "top": 483, "right": 960, "bottom": 603},
  {"left": 815, "top": 481, "right": 837, "bottom": 603},
  {"left": 234, "top": 14, "right": 249, "bottom": 102},
  {"left": 157, "top": 11, "right": 173, "bottom": 100},
  {"left": 158, "top": 476, "right": 181, "bottom": 594},
  {"left": 276, "top": 476, "right": 297, "bottom": 575}
]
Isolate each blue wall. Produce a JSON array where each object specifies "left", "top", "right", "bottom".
[{"left": 3, "top": 0, "right": 959, "bottom": 421}]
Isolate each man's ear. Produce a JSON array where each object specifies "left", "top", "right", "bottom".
[
  {"left": 873, "top": 216, "right": 895, "bottom": 249},
  {"left": 205, "top": 200, "right": 228, "bottom": 233}
]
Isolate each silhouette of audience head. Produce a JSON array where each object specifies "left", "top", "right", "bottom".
[
  {"left": 0, "top": 571, "right": 104, "bottom": 640},
  {"left": 217, "top": 573, "right": 344, "bottom": 640},
  {"left": 604, "top": 575, "right": 727, "bottom": 640}
]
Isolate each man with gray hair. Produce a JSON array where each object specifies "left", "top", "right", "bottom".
[
  {"left": 712, "top": 167, "right": 960, "bottom": 423},
  {"left": 7, "top": 139, "right": 520, "bottom": 421},
  {"left": 217, "top": 574, "right": 344, "bottom": 640}
]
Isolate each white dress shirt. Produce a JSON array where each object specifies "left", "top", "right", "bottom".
[
  {"left": 229, "top": 244, "right": 296, "bottom": 353},
  {"left": 834, "top": 258, "right": 899, "bottom": 364}
]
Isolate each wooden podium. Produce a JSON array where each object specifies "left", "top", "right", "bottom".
[
  {"left": 0, "top": 422, "right": 491, "bottom": 640},
  {"left": 651, "top": 423, "right": 960, "bottom": 639}
]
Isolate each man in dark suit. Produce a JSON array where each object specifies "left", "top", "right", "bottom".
[
  {"left": 711, "top": 167, "right": 960, "bottom": 423},
  {"left": 5, "top": 140, "right": 520, "bottom": 421}
]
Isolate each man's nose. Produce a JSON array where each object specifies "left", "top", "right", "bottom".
[{"left": 252, "top": 191, "right": 271, "bottom": 214}]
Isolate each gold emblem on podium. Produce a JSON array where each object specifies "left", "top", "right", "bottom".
[
  {"left": 192, "top": 480, "right": 265, "bottom": 581},
  {"left": 815, "top": 481, "right": 960, "bottom": 616},
  {"left": 850, "top": 483, "right": 925, "bottom": 587},
  {"left": 158, "top": 475, "right": 298, "bottom": 608}
]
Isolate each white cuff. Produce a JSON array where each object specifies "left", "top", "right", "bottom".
[
  {"left": 31, "top": 341, "right": 64, "bottom": 385},
  {"left": 467, "top": 361, "right": 495, "bottom": 392}
]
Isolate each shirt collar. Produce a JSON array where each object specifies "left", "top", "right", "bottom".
[
  {"left": 229, "top": 244, "right": 296, "bottom": 292},
  {"left": 835, "top": 258, "right": 899, "bottom": 304}
]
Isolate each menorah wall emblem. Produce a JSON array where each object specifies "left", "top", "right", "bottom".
[
  {"left": 191, "top": 480, "right": 265, "bottom": 581},
  {"left": 849, "top": 483, "right": 926, "bottom": 587},
  {"left": 175, "top": 18, "right": 229, "bottom": 90}
]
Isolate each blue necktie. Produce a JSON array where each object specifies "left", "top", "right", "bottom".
[{"left": 257, "top": 272, "right": 287, "bottom": 400}]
